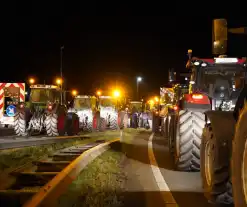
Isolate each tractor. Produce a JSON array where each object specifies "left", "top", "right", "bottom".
[
  {"left": 14, "top": 84, "right": 79, "bottom": 136},
  {"left": 164, "top": 19, "right": 247, "bottom": 173},
  {"left": 164, "top": 19, "right": 247, "bottom": 205},
  {"left": 70, "top": 95, "right": 107, "bottom": 132},
  {"left": 98, "top": 96, "right": 118, "bottom": 130}
]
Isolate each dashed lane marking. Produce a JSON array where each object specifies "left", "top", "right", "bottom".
[{"left": 148, "top": 133, "right": 177, "bottom": 206}]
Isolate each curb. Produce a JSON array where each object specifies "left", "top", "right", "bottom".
[
  {"left": 23, "top": 138, "right": 120, "bottom": 207},
  {"left": 0, "top": 136, "right": 89, "bottom": 150}
]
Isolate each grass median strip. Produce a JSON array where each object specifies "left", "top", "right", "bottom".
[
  {"left": 58, "top": 143, "right": 126, "bottom": 207},
  {"left": 0, "top": 131, "right": 124, "bottom": 188}
]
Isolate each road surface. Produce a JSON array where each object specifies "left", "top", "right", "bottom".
[
  {"left": 0, "top": 128, "right": 14, "bottom": 137},
  {"left": 120, "top": 130, "right": 232, "bottom": 207}
]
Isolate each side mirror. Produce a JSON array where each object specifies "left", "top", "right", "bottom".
[{"left": 212, "top": 19, "right": 228, "bottom": 55}]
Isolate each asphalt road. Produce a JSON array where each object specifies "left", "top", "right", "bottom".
[
  {"left": 152, "top": 133, "right": 214, "bottom": 207},
  {"left": 120, "top": 130, "right": 232, "bottom": 207},
  {"left": 0, "top": 128, "right": 14, "bottom": 137}
]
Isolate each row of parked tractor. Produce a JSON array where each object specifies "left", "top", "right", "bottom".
[
  {"left": 11, "top": 84, "right": 153, "bottom": 137},
  {"left": 152, "top": 19, "right": 247, "bottom": 206}
]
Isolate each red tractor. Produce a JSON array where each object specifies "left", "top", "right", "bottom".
[{"left": 165, "top": 19, "right": 247, "bottom": 206}]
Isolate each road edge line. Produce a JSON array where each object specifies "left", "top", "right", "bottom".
[{"left": 148, "top": 133, "right": 177, "bottom": 205}]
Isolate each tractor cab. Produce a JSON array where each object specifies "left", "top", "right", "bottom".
[
  {"left": 72, "top": 95, "right": 97, "bottom": 131},
  {"left": 26, "top": 84, "right": 63, "bottom": 115},
  {"left": 186, "top": 54, "right": 247, "bottom": 110},
  {"left": 129, "top": 101, "right": 143, "bottom": 113},
  {"left": 99, "top": 96, "right": 115, "bottom": 108}
]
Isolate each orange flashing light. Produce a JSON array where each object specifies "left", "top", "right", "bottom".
[{"left": 192, "top": 94, "right": 203, "bottom": 99}]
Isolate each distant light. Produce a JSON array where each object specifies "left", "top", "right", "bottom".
[
  {"left": 185, "top": 77, "right": 188, "bottom": 80},
  {"left": 25, "top": 92, "right": 28, "bottom": 95},
  {"left": 56, "top": 78, "right": 62, "bottom": 85},
  {"left": 137, "top": 77, "right": 142, "bottom": 82},
  {"left": 201, "top": 63, "right": 207, "bottom": 67},
  {"left": 71, "top": 90, "right": 78, "bottom": 96},
  {"left": 194, "top": 62, "right": 200, "bottom": 66},
  {"left": 96, "top": 90, "right": 102, "bottom": 96},
  {"left": 113, "top": 90, "right": 120, "bottom": 97},
  {"left": 29, "top": 78, "right": 35, "bottom": 84}
]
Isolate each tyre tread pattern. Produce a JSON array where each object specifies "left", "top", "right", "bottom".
[
  {"left": 176, "top": 110, "right": 205, "bottom": 171},
  {"left": 14, "top": 111, "right": 27, "bottom": 136}
]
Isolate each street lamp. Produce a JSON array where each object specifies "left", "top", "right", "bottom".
[
  {"left": 56, "top": 78, "right": 63, "bottom": 103},
  {"left": 56, "top": 78, "right": 62, "bottom": 85},
  {"left": 29, "top": 78, "right": 35, "bottom": 85},
  {"left": 113, "top": 90, "right": 120, "bottom": 98},
  {"left": 136, "top": 76, "right": 142, "bottom": 100},
  {"left": 71, "top": 89, "right": 78, "bottom": 96},
  {"left": 96, "top": 90, "right": 102, "bottom": 96}
]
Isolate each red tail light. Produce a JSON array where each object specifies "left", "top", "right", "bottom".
[
  {"left": 173, "top": 105, "right": 178, "bottom": 110},
  {"left": 192, "top": 94, "right": 203, "bottom": 99},
  {"left": 47, "top": 104, "right": 53, "bottom": 111}
]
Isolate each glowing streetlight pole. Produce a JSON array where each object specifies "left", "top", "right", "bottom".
[
  {"left": 60, "top": 46, "right": 64, "bottom": 104},
  {"left": 136, "top": 76, "right": 142, "bottom": 100}
]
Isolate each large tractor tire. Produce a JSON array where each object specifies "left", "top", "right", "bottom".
[
  {"left": 45, "top": 112, "right": 66, "bottom": 136},
  {"left": 232, "top": 103, "right": 247, "bottom": 207},
  {"left": 118, "top": 111, "right": 126, "bottom": 129},
  {"left": 162, "top": 116, "right": 169, "bottom": 138},
  {"left": 152, "top": 114, "right": 159, "bottom": 133},
  {"left": 66, "top": 113, "right": 80, "bottom": 136},
  {"left": 83, "top": 120, "right": 93, "bottom": 132},
  {"left": 131, "top": 114, "right": 138, "bottom": 129},
  {"left": 14, "top": 111, "right": 27, "bottom": 136},
  {"left": 168, "top": 115, "right": 176, "bottom": 155},
  {"left": 99, "top": 117, "right": 106, "bottom": 131},
  {"left": 123, "top": 114, "right": 128, "bottom": 129},
  {"left": 174, "top": 110, "right": 205, "bottom": 171},
  {"left": 108, "top": 114, "right": 118, "bottom": 130},
  {"left": 201, "top": 124, "right": 233, "bottom": 205}
]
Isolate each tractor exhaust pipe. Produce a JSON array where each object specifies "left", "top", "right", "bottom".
[{"left": 212, "top": 19, "right": 228, "bottom": 55}]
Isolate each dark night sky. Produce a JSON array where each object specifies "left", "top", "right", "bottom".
[{"left": 2, "top": 11, "right": 247, "bottom": 98}]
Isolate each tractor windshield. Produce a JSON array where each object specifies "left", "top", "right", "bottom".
[
  {"left": 30, "top": 89, "right": 59, "bottom": 103},
  {"left": 100, "top": 98, "right": 115, "bottom": 107},
  {"left": 199, "top": 67, "right": 245, "bottom": 92},
  {"left": 74, "top": 98, "right": 92, "bottom": 109},
  {"left": 130, "top": 102, "right": 142, "bottom": 112}
]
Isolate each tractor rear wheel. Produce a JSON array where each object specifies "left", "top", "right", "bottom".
[
  {"left": 14, "top": 111, "right": 27, "bottom": 136},
  {"left": 168, "top": 115, "right": 175, "bottom": 155},
  {"left": 108, "top": 114, "right": 118, "bottom": 130},
  {"left": 174, "top": 110, "right": 205, "bottom": 171},
  {"left": 232, "top": 104, "right": 247, "bottom": 206},
  {"left": 45, "top": 112, "right": 66, "bottom": 136},
  {"left": 99, "top": 117, "right": 106, "bottom": 131},
  {"left": 66, "top": 113, "right": 80, "bottom": 136},
  {"left": 201, "top": 124, "right": 233, "bottom": 205}
]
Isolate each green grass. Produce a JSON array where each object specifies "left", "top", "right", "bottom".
[
  {"left": 57, "top": 129, "right": 151, "bottom": 207},
  {"left": 58, "top": 147, "right": 126, "bottom": 207},
  {"left": 0, "top": 130, "right": 122, "bottom": 174}
]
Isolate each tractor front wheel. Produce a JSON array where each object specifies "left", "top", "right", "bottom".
[
  {"left": 45, "top": 113, "right": 66, "bottom": 136},
  {"left": 14, "top": 111, "right": 27, "bottom": 136}
]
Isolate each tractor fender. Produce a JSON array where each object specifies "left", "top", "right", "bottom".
[{"left": 205, "top": 110, "right": 236, "bottom": 165}]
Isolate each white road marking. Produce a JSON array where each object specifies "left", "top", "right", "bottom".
[{"left": 148, "top": 133, "right": 177, "bottom": 205}]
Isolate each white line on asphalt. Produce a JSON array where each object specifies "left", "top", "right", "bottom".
[{"left": 148, "top": 133, "right": 177, "bottom": 205}]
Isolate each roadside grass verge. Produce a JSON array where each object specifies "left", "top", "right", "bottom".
[
  {"left": 0, "top": 130, "right": 122, "bottom": 175},
  {"left": 58, "top": 142, "right": 126, "bottom": 207}
]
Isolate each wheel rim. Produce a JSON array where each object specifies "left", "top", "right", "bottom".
[
  {"left": 205, "top": 141, "right": 212, "bottom": 186},
  {"left": 242, "top": 138, "right": 247, "bottom": 203}
]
